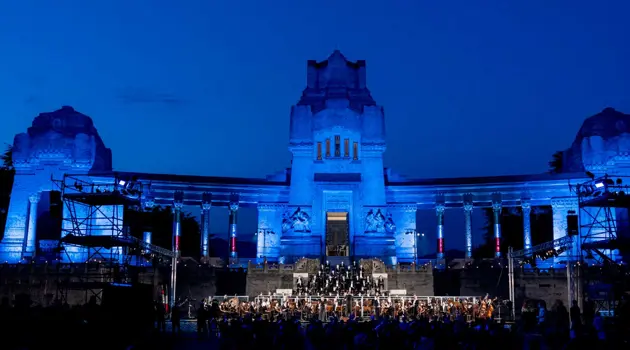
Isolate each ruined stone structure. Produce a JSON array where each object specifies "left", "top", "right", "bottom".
[{"left": 1, "top": 52, "right": 629, "bottom": 303}]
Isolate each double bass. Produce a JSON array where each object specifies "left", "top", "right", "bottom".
[{"left": 486, "top": 297, "right": 497, "bottom": 318}]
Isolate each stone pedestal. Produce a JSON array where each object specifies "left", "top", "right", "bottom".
[
  {"left": 280, "top": 234, "right": 321, "bottom": 263},
  {"left": 278, "top": 206, "right": 317, "bottom": 263},
  {"left": 354, "top": 234, "right": 396, "bottom": 265}
]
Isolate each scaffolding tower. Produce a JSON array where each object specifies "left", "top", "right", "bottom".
[
  {"left": 508, "top": 235, "right": 576, "bottom": 319},
  {"left": 52, "top": 173, "right": 174, "bottom": 303},
  {"left": 571, "top": 175, "right": 630, "bottom": 316}
]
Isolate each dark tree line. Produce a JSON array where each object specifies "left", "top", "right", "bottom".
[
  {"left": 473, "top": 206, "right": 553, "bottom": 259},
  {"left": 125, "top": 206, "right": 205, "bottom": 259},
  {"left": 549, "top": 151, "right": 564, "bottom": 174},
  {"left": 0, "top": 145, "right": 14, "bottom": 240}
]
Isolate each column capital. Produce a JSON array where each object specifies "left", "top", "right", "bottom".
[
  {"left": 173, "top": 190, "right": 184, "bottom": 207},
  {"left": 521, "top": 200, "right": 532, "bottom": 211},
  {"left": 201, "top": 203, "right": 212, "bottom": 211},
  {"left": 29, "top": 192, "right": 41, "bottom": 203},
  {"left": 229, "top": 193, "right": 240, "bottom": 212},
  {"left": 173, "top": 202, "right": 184, "bottom": 210},
  {"left": 550, "top": 197, "right": 578, "bottom": 210},
  {"left": 144, "top": 199, "right": 155, "bottom": 209},
  {"left": 435, "top": 204, "right": 446, "bottom": 214},
  {"left": 387, "top": 204, "right": 417, "bottom": 212},
  {"left": 491, "top": 192, "right": 502, "bottom": 211},
  {"left": 257, "top": 203, "right": 286, "bottom": 211}
]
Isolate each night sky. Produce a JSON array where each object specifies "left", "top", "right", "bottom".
[{"left": 1, "top": 1, "right": 629, "bottom": 253}]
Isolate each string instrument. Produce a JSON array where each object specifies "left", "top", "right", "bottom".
[
  {"left": 486, "top": 297, "right": 498, "bottom": 318},
  {"left": 311, "top": 301, "right": 319, "bottom": 313},
  {"left": 479, "top": 303, "right": 487, "bottom": 319},
  {"left": 325, "top": 303, "right": 334, "bottom": 312},
  {"left": 363, "top": 299, "right": 373, "bottom": 314}
]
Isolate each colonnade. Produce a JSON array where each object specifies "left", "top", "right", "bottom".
[
  {"left": 429, "top": 193, "right": 577, "bottom": 260},
  {"left": 147, "top": 191, "right": 577, "bottom": 263},
  {"left": 141, "top": 192, "right": 242, "bottom": 263},
  {"left": 18, "top": 188, "right": 574, "bottom": 264}
]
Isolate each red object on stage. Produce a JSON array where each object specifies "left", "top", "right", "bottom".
[
  {"left": 495, "top": 237, "right": 501, "bottom": 253},
  {"left": 174, "top": 236, "right": 180, "bottom": 252},
  {"left": 437, "top": 238, "right": 444, "bottom": 253},
  {"left": 231, "top": 237, "right": 236, "bottom": 252}
]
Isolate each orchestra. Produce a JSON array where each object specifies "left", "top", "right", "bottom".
[
  {"left": 205, "top": 293, "right": 503, "bottom": 323},
  {"left": 192, "top": 262, "right": 505, "bottom": 323}
]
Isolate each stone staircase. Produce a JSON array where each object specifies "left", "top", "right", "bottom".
[{"left": 325, "top": 256, "right": 351, "bottom": 267}]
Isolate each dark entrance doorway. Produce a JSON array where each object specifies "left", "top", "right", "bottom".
[{"left": 326, "top": 212, "right": 349, "bottom": 257}]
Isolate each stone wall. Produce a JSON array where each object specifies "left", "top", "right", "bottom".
[
  {"left": 0, "top": 263, "right": 167, "bottom": 305},
  {"left": 514, "top": 268, "right": 569, "bottom": 309},
  {"left": 386, "top": 264, "right": 434, "bottom": 295},
  {"left": 459, "top": 266, "right": 569, "bottom": 309},
  {"left": 246, "top": 262, "right": 297, "bottom": 296},
  {"left": 245, "top": 259, "right": 435, "bottom": 296},
  {"left": 0, "top": 263, "right": 222, "bottom": 306}
]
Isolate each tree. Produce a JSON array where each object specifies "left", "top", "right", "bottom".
[
  {"left": 0, "top": 144, "right": 14, "bottom": 239},
  {"left": 473, "top": 208, "right": 525, "bottom": 259},
  {"left": 126, "top": 205, "right": 203, "bottom": 259},
  {"left": 1, "top": 144, "right": 12, "bottom": 170},
  {"left": 548, "top": 151, "right": 564, "bottom": 174}
]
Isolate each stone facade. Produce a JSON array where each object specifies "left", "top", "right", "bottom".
[{"left": 1, "top": 52, "right": 629, "bottom": 299}]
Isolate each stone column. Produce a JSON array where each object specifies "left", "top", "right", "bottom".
[
  {"left": 24, "top": 192, "right": 40, "bottom": 257},
  {"left": 463, "top": 194, "right": 473, "bottom": 259},
  {"left": 492, "top": 193, "right": 502, "bottom": 258},
  {"left": 228, "top": 193, "right": 240, "bottom": 265},
  {"left": 436, "top": 203, "right": 446, "bottom": 259},
  {"left": 172, "top": 196, "right": 183, "bottom": 255},
  {"left": 201, "top": 192, "right": 212, "bottom": 259},
  {"left": 521, "top": 200, "right": 532, "bottom": 251},
  {"left": 170, "top": 191, "right": 183, "bottom": 308}
]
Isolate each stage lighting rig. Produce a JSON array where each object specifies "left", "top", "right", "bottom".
[{"left": 116, "top": 176, "right": 141, "bottom": 199}]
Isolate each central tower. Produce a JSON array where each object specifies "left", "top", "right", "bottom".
[{"left": 281, "top": 51, "right": 394, "bottom": 263}]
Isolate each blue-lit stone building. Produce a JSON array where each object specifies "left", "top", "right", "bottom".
[{"left": 1, "top": 51, "right": 628, "bottom": 267}]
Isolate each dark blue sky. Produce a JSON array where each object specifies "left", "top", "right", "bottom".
[
  {"left": 1, "top": 1, "right": 629, "bottom": 179},
  {"left": 1, "top": 1, "right": 629, "bottom": 252}
]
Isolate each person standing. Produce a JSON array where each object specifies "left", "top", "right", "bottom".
[{"left": 570, "top": 300, "right": 581, "bottom": 329}]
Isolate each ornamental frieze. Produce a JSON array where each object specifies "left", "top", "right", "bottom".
[
  {"left": 387, "top": 204, "right": 417, "bottom": 213},
  {"left": 550, "top": 197, "right": 579, "bottom": 210},
  {"left": 257, "top": 203, "right": 287, "bottom": 211}
]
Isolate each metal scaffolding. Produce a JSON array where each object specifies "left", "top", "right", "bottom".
[
  {"left": 569, "top": 175, "right": 630, "bottom": 315},
  {"left": 52, "top": 174, "right": 174, "bottom": 303},
  {"left": 571, "top": 174, "right": 630, "bottom": 264},
  {"left": 508, "top": 235, "right": 575, "bottom": 320}
]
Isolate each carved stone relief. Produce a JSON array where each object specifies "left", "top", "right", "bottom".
[
  {"left": 281, "top": 207, "right": 312, "bottom": 233},
  {"left": 295, "top": 258, "right": 319, "bottom": 273},
  {"left": 364, "top": 208, "right": 396, "bottom": 234}
]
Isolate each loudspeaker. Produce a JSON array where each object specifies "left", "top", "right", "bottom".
[
  {"left": 567, "top": 214, "right": 579, "bottom": 236},
  {"left": 49, "top": 190, "right": 62, "bottom": 217}
]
